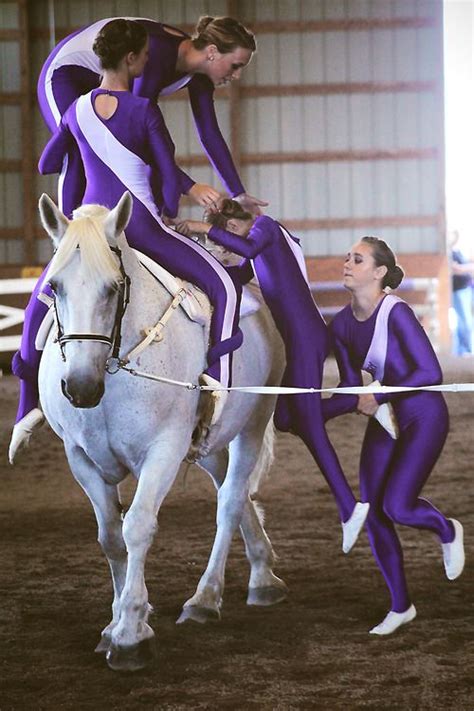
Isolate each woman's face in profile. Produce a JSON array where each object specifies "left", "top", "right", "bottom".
[
  {"left": 343, "top": 242, "right": 379, "bottom": 290},
  {"left": 205, "top": 46, "right": 253, "bottom": 86}
]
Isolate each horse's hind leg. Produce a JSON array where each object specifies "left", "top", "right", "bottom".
[
  {"left": 64, "top": 444, "right": 127, "bottom": 652},
  {"left": 178, "top": 423, "right": 287, "bottom": 625}
]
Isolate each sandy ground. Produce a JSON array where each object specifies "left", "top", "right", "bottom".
[{"left": 0, "top": 355, "right": 473, "bottom": 710}]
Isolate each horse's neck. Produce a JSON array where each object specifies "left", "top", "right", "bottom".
[{"left": 118, "top": 238, "right": 184, "bottom": 347}]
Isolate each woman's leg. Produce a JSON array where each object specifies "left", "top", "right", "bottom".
[
  {"left": 12, "top": 268, "right": 52, "bottom": 421},
  {"left": 282, "top": 341, "right": 358, "bottom": 525},
  {"left": 359, "top": 420, "right": 411, "bottom": 613},
  {"left": 382, "top": 399, "right": 454, "bottom": 543},
  {"left": 9, "top": 269, "right": 53, "bottom": 462},
  {"left": 295, "top": 392, "right": 357, "bottom": 523},
  {"left": 129, "top": 216, "right": 242, "bottom": 388}
]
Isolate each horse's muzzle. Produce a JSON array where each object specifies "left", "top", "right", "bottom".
[{"left": 61, "top": 377, "right": 105, "bottom": 408}]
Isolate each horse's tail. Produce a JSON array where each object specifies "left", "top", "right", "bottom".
[{"left": 248, "top": 418, "right": 275, "bottom": 497}]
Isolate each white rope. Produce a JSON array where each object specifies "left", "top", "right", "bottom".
[{"left": 117, "top": 365, "right": 474, "bottom": 395}]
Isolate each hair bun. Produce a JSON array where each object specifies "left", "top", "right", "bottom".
[
  {"left": 195, "top": 15, "right": 214, "bottom": 34},
  {"left": 385, "top": 264, "right": 404, "bottom": 290}
]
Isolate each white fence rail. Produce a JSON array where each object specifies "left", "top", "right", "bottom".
[
  {"left": 0, "top": 276, "right": 440, "bottom": 353},
  {"left": 0, "top": 278, "right": 38, "bottom": 352}
]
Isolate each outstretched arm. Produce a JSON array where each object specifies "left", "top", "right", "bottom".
[
  {"left": 176, "top": 215, "right": 275, "bottom": 259},
  {"left": 321, "top": 324, "right": 362, "bottom": 422},
  {"left": 187, "top": 75, "right": 245, "bottom": 197},
  {"left": 146, "top": 103, "right": 184, "bottom": 219}
]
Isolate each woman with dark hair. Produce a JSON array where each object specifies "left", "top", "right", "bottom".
[
  {"left": 322, "top": 236, "right": 465, "bottom": 634},
  {"left": 9, "top": 20, "right": 243, "bottom": 461},
  {"left": 38, "top": 14, "right": 265, "bottom": 218},
  {"left": 176, "top": 201, "right": 370, "bottom": 554}
]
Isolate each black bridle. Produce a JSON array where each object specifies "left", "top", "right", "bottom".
[{"left": 53, "top": 246, "right": 131, "bottom": 363}]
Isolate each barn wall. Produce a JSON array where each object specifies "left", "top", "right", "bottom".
[{"left": 0, "top": 0, "right": 445, "bottom": 266}]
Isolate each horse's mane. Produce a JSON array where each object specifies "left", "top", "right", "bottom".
[{"left": 46, "top": 204, "right": 122, "bottom": 286}]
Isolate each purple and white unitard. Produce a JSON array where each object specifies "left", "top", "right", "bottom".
[
  {"left": 323, "top": 295, "right": 455, "bottom": 611},
  {"left": 37, "top": 18, "right": 245, "bottom": 217},
  {"left": 13, "top": 89, "right": 242, "bottom": 423},
  {"left": 208, "top": 216, "right": 357, "bottom": 522}
]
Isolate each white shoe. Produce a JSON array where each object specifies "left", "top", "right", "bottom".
[
  {"left": 9, "top": 408, "right": 45, "bottom": 464},
  {"left": 369, "top": 604, "right": 417, "bottom": 636},
  {"left": 442, "top": 519, "right": 465, "bottom": 580},
  {"left": 200, "top": 374, "right": 228, "bottom": 426},
  {"left": 342, "top": 502, "right": 370, "bottom": 553}
]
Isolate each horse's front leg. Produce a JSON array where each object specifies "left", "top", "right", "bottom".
[
  {"left": 64, "top": 443, "right": 127, "bottom": 652},
  {"left": 106, "top": 435, "right": 187, "bottom": 672}
]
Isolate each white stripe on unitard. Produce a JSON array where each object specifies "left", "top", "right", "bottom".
[
  {"left": 278, "top": 224, "right": 309, "bottom": 282},
  {"left": 75, "top": 92, "right": 236, "bottom": 386},
  {"left": 44, "top": 17, "right": 191, "bottom": 125},
  {"left": 43, "top": 17, "right": 191, "bottom": 227},
  {"left": 277, "top": 224, "right": 324, "bottom": 318},
  {"left": 363, "top": 294, "right": 403, "bottom": 381}
]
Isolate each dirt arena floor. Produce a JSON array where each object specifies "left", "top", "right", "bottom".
[{"left": 1, "top": 355, "right": 473, "bottom": 710}]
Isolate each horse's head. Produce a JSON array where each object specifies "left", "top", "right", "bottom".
[{"left": 39, "top": 192, "right": 133, "bottom": 408}]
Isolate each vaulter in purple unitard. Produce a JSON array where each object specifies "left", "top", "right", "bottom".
[
  {"left": 322, "top": 236, "right": 465, "bottom": 635},
  {"left": 177, "top": 200, "right": 370, "bottom": 553},
  {"left": 37, "top": 14, "right": 267, "bottom": 218},
  {"left": 9, "top": 20, "right": 246, "bottom": 462}
]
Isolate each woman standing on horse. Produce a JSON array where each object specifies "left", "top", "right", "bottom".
[
  {"left": 38, "top": 14, "right": 266, "bottom": 218},
  {"left": 9, "top": 20, "right": 243, "bottom": 461},
  {"left": 322, "top": 236, "right": 465, "bottom": 634},
  {"left": 177, "top": 201, "right": 370, "bottom": 553}
]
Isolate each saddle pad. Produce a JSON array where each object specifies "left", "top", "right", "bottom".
[{"left": 134, "top": 250, "right": 263, "bottom": 321}]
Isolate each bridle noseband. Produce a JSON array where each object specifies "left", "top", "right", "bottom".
[{"left": 52, "top": 246, "right": 131, "bottom": 363}]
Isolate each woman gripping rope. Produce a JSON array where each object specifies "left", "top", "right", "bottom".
[{"left": 322, "top": 236, "right": 465, "bottom": 635}]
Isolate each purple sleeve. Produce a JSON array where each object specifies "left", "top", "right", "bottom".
[
  {"left": 227, "top": 259, "right": 254, "bottom": 286},
  {"left": 321, "top": 320, "right": 361, "bottom": 422},
  {"left": 38, "top": 115, "right": 73, "bottom": 174},
  {"left": 178, "top": 167, "right": 195, "bottom": 194},
  {"left": 187, "top": 75, "right": 245, "bottom": 197},
  {"left": 208, "top": 216, "right": 274, "bottom": 258},
  {"left": 374, "top": 303, "right": 443, "bottom": 405},
  {"left": 145, "top": 103, "right": 182, "bottom": 218}
]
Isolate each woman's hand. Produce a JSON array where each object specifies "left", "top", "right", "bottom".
[
  {"left": 357, "top": 393, "right": 379, "bottom": 417},
  {"left": 188, "top": 183, "right": 221, "bottom": 209},
  {"left": 175, "top": 219, "right": 210, "bottom": 237},
  {"left": 235, "top": 192, "right": 269, "bottom": 215}
]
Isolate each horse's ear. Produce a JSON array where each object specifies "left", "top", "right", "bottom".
[
  {"left": 38, "top": 194, "right": 69, "bottom": 247},
  {"left": 104, "top": 191, "right": 133, "bottom": 242}
]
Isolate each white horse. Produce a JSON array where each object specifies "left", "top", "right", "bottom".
[{"left": 37, "top": 192, "right": 287, "bottom": 672}]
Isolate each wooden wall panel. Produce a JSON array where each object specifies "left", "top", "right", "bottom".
[{"left": 0, "top": 0, "right": 446, "bottom": 274}]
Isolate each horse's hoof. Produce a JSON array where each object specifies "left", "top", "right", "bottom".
[
  {"left": 176, "top": 605, "right": 220, "bottom": 625},
  {"left": 95, "top": 633, "right": 112, "bottom": 654},
  {"left": 247, "top": 583, "right": 288, "bottom": 607},
  {"left": 106, "top": 636, "right": 156, "bottom": 672}
]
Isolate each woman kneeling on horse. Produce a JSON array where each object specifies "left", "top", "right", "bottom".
[{"left": 9, "top": 20, "right": 244, "bottom": 462}]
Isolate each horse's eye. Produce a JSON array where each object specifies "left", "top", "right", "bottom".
[{"left": 49, "top": 281, "right": 57, "bottom": 293}]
